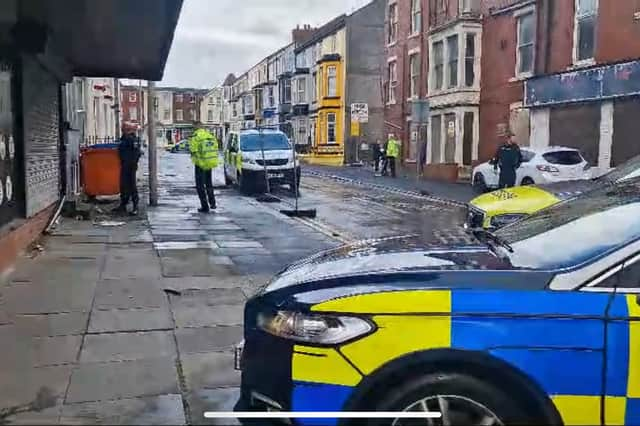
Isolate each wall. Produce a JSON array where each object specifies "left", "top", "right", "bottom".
[
  {"left": 479, "top": 6, "right": 525, "bottom": 162},
  {"left": 22, "top": 56, "right": 60, "bottom": 218},
  {"left": 345, "top": 0, "right": 386, "bottom": 162},
  {"left": 173, "top": 91, "right": 199, "bottom": 124}
]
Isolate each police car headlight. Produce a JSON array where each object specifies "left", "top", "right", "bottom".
[
  {"left": 242, "top": 155, "right": 256, "bottom": 164},
  {"left": 490, "top": 213, "right": 528, "bottom": 228},
  {"left": 256, "top": 311, "right": 373, "bottom": 345}
]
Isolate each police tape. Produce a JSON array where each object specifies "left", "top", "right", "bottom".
[{"left": 204, "top": 412, "right": 442, "bottom": 419}]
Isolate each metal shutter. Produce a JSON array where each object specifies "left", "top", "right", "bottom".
[{"left": 22, "top": 56, "right": 60, "bottom": 217}]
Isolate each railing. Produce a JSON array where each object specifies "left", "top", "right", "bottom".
[{"left": 82, "top": 136, "right": 119, "bottom": 147}]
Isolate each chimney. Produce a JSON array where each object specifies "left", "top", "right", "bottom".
[{"left": 292, "top": 24, "right": 317, "bottom": 45}]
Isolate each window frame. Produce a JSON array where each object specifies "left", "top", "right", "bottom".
[
  {"left": 129, "top": 92, "right": 137, "bottom": 103},
  {"left": 515, "top": 9, "right": 536, "bottom": 77},
  {"left": 175, "top": 93, "right": 183, "bottom": 103},
  {"left": 327, "top": 112, "right": 337, "bottom": 143},
  {"left": 327, "top": 66, "right": 337, "bottom": 97},
  {"left": 409, "top": 53, "right": 420, "bottom": 99},
  {"left": 464, "top": 33, "right": 476, "bottom": 87},
  {"left": 175, "top": 109, "right": 183, "bottom": 121},
  {"left": 388, "top": 2, "right": 398, "bottom": 45},
  {"left": 388, "top": 60, "right": 398, "bottom": 104},
  {"left": 446, "top": 35, "right": 459, "bottom": 88},
  {"left": 129, "top": 106, "right": 138, "bottom": 121},
  {"left": 573, "top": 0, "right": 598, "bottom": 65},
  {"left": 433, "top": 41, "right": 444, "bottom": 91},
  {"left": 207, "top": 109, "right": 214, "bottom": 122},
  {"left": 410, "top": 0, "right": 422, "bottom": 35}
]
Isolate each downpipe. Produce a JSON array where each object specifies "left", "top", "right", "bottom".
[{"left": 44, "top": 195, "right": 66, "bottom": 234}]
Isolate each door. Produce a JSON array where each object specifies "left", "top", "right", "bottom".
[
  {"left": 515, "top": 149, "right": 536, "bottom": 185},
  {"left": 444, "top": 113, "right": 456, "bottom": 163}
]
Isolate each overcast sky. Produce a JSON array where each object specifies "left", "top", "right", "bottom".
[{"left": 155, "top": 0, "right": 367, "bottom": 88}]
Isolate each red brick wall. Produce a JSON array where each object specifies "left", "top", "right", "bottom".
[
  {"left": 0, "top": 204, "right": 56, "bottom": 275},
  {"left": 173, "top": 92, "right": 200, "bottom": 124},
  {"left": 542, "top": 0, "right": 640, "bottom": 74},
  {"left": 478, "top": 5, "right": 525, "bottom": 162},
  {"left": 120, "top": 87, "right": 145, "bottom": 125}
]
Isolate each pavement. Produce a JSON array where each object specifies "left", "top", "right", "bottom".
[{"left": 0, "top": 152, "right": 474, "bottom": 425}]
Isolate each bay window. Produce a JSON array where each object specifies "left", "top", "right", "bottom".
[{"left": 327, "top": 66, "right": 337, "bottom": 97}]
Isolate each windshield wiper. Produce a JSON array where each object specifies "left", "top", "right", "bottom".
[{"left": 472, "top": 229, "right": 514, "bottom": 253}]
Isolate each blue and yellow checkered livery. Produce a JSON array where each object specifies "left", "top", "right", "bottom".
[{"left": 289, "top": 289, "right": 640, "bottom": 425}]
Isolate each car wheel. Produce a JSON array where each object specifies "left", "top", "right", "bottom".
[
  {"left": 472, "top": 173, "right": 487, "bottom": 194},
  {"left": 521, "top": 177, "right": 535, "bottom": 186},
  {"left": 366, "top": 372, "right": 535, "bottom": 426}
]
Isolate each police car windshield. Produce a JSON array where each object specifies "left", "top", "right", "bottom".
[
  {"left": 494, "top": 182, "right": 640, "bottom": 269},
  {"left": 598, "top": 153, "right": 640, "bottom": 183},
  {"left": 240, "top": 134, "right": 290, "bottom": 152}
]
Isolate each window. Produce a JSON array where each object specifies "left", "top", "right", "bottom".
[
  {"left": 388, "top": 61, "right": 397, "bottom": 103},
  {"left": 433, "top": 41, "right": 444, "bottom": 90},
  {"left": 543, "top": 150, "right": 584, "bottom": 165},
  {"left": 409, "top": 54, "right": 420, "bottom": 98},
  {"left": 327, "top": 113, "right": 337, "bottom": 143},
  {"left": 175, "top": 109, "right": 183, "bottom": 121},
  {"left": 521, "top": 150, "right": 536, "bottom": 162},
  {"left": 411, "top": 0, "right": 421, "bottom": 34},
  {"left": 189, "top": 109, "right": 196, "bottom": 121},
  {"left": 281, "top": 80, "right": 292, "bottom": 103},
  {"left": 207, "top": 109, "right": 214, "bottom": 122},
  {"left": 175, "top": 94, "right": 183, "bottom": 103},
  {"left": 129, "top": 107, "right": 138, "bottom": 121},
  {"left": 327, "top": 66, "right": 337, "bottom": 97},
  {"left": 447, "top": 35, "right": 459, "bottom": 88},
  {"left": 465, "top": 33, "right": 476, "bottom": 86},
  {"left": 318, "top": 68, "right": 323, "bottom": 98},
  {"left": 295, "top": 78, "right": 306, "bottom": 104},
  {"left": 330, "top": 35, "right": 337, "bottom": 53},
  {"left": 232, "top": 103, "right": 238, "bottom": 117},
  {"left": 268, "top": 87, "right": 275, "bottom": 107},
  {"left": 163, "top": 109, "right": 170, "bottom": 121},
  {"left": 460, "top": 0, "right": 479, "bottom": 14},
  {"left": 575, "top": 0, "right": 597, "bottom": 62},
  {"left": 129, "top": 92, "right": 137, "bottom": 102},
  {"left": 208, "top": 97, "right": 214, "bottom": 105},
  {"left": 311, "top": 72, "right": 317, "bottom": 102},
  {"left": 517, "top": 12, "right": 535, "bottom": 75},
  {"left": 388, "top": 3, "right": 398, "bottom": 44}
]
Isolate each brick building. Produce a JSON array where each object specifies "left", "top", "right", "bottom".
[
  {"left": 120, "top": 85, "right": 147, "bottom": 128},
  {"left": 480, "top": 0, "right": 640, "bottom": 179}
]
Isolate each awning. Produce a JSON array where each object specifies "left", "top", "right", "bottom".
[{"left": 13, "top": 0, "right": 183, "bottom": 81}]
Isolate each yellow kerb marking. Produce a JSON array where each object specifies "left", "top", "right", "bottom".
[
  {"left": 552, "top": 395, "right": 601, "bottom": 425},
  {"left": 627, "top": 295, "right": 640, "bottom": 398},
  {"left": 292, "top": 345, "right": 361, "bottom": 387},
  {"left": 311, "top": 290, "right": 451, "bottom": 314}
]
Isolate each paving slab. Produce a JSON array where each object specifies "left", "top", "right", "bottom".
[
  {"left": 170, "top": 288, "right": 246, "bottom": 307},
  {"left": 153, "top": 234, "right": 205, "bottom": 243},
  {"left": 101, "top": 258, "right": 162, "bottom": 280},
  {"left": 0, "top": 403, "right": 62, "bottom": 425},
  {"left": 181, "top": 351, "right": 240, "bottom": 390},
  {"left": 30, "top": 335, "right": 83, "bottom": 366},
  {"left": 59, "top": 394, "right": 185, "bottom": 425},
  {"left": 94, "top": 279, "right": 168, "bottom": 310},
  {"left": 159, "top": 275, "right": 254, "bottom": 292},
  {"left": 172, "top": 304, "right": 243, "bottom": 328},
  {"left": 160, "top": 251, "right": 238, "bottom": 278},
  {"left": 2, "top": 281, "right": 97, "bottom": 314},
  {"left": 80, "top": 331, "right": 176, "bottom": 363},
  {"left": 215, "top": 241, "right": 263, "bottom": 249},
  {"left": 229, "top": 255, "right": 284, "bottom": 275},
  {"left": 88, "top": 308, "right": 173, "bottom": 333},
  {"left": 66, "top": 357, "right": 179, "bottom": 403},
  {"left": 175, "top": 326, "right": 243, "bottom": 354},
  {"left": 154, "top": 241, "right": 219, "bottom": 250},
  {"left": 0, "top": 364, "right": 73, "bottom": 411},
  {"left": 13, "top": 312, "right": 89, "bottom": 337},
  {"left": 187, "top": 387, "right": 240, "bottom": 426}
]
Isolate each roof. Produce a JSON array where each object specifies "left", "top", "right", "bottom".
[
  {"left": 41, "top": 0, "right": 183, "bottom": 80},
  {"left": 156, "top": 87, "right": 210, "bottom": 93},
  {"left": 295, "top": 14, "right": 347, "bottom": 53},
  {"left": 222, "top": 73, "right": 237, "bottom": 86}
]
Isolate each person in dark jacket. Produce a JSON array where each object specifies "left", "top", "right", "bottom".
[
  {"left": 494, "top": 131, "right": 523, "bottom": 188},
  {"left": 114, "top": 122, "right": 142, "bottom": 215},
  {"left": 371, "top": 139, "right": 382, "bottom": 172}
]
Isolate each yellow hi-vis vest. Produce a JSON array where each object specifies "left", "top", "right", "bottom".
[
  {"left": 386, "top": 138, "right": 400, "bottom": 158},
  {"left": 189, "top": 129, "right": 219, "bottom": 170}
]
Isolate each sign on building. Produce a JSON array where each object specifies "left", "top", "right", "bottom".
[{"left": 351, "top": 103, "right": 368, "bottom": 123}]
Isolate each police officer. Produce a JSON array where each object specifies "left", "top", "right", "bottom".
[
  {"left": 494, "top": 131, "right": 523, "bottom": 188},
  {"left": 189, "top": 126, "right": 219, "bottom": 213},
  {"left": 114, "top": 122, "right": 142, "bottom": 215},
  {"left": 384, "top": 133, "right": 400, "bottom": 178}
]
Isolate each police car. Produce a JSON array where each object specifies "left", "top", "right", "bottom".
[
  {"left": 236, "top": 179, "right": 640, "bottom": 425},
  {"left": 224, "top": 129, "right": 300, "bottom": 193}
]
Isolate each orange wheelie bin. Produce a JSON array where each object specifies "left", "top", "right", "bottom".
[{"left": 81, "top": 143, "right": 121, "bottom": 197}]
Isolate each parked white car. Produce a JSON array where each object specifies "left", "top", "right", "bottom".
[{"left": 471, "top": 146, "right": 592, "bottom": 193}]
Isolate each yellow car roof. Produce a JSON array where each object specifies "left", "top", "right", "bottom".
[{"left": 470, "top": 186, "right": 561, "bottom": 215}]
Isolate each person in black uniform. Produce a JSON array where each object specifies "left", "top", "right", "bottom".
[
  {"left": 494, "top": 131, "right": 523, "bottom": 188},
  {"left": 114, "top": 122, "right": 142, "bottom": 215}
]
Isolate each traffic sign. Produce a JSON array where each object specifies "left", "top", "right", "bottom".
[{"left": 351, "top": 103, "right": 368, "bottom": 123}]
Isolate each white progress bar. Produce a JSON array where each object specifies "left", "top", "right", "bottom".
[{"left": 204, "top": 412, "right": 442, "bottom": 419}]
